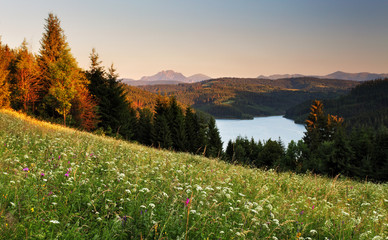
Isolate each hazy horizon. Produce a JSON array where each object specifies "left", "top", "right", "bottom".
[{"left": 1, "top": 0, "right": 387, "bottom": 79}]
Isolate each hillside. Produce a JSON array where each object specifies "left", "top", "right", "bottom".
[
  {"left": 258, "top": 71, "right": 388, "bottom": 81},
  {"left": 139, "top": 77, "right": 359, "bottom": 119},
  {"left": 1, "top": 109, "right": 387, "bottom": 239},
  {"left": 285, "top": 79, "right": 388, "bottom": 129}
]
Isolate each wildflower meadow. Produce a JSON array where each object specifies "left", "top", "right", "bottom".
[{"left": 0, "top": 109, "right": 387, "bottom": 239}]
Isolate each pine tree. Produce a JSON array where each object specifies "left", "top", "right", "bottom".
[
  {"left": 12, "top": 40, "right": 41, "bottom": 112},
  {"left": 206, "top": 117, "right": 223, "bottom": 158},
  {"left": 136, "top": 108, "right": 153, "bottom": 146},
  {"left": 304, "top": 100, "right": 327, "bottom": 148},
  {"left": 0, "top": 41, "right": 13, "bottom": 108},
  {"left": 153, "top": 96, "right": 172, "bottom": 148},
  {"left": 86, "top": 50, "right": 135, "bottom": 138},
  {"left": 167, "top": 96, "right": 187, "bottom": 151},
  {"left": 185, "top": 107, "right": 206, "bottom": 154},
  {"left": 38, "top": 13, "right": 67, "bottom": 92},
  {"left": 38, "top": 13, "right": 93, "bottom": 126}
]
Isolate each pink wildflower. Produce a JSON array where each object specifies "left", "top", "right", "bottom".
[
  {"left": 185, "top": 198, "right": 190, "bottom": 206},
  {"left": 23, "top": 168, "right": 29, "bottom": 171}
]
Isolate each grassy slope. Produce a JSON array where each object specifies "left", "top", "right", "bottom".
[{"left": 0, "top": 109, "right": 387, "bottom": 239}]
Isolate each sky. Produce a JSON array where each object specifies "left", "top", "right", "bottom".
[{"left": 1, "top": 0, "right": 387, "bottom": 79}]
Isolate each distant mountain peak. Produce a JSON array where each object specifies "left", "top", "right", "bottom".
[{"left": 122, "top": 70, "right": 211, "bottom": 86}]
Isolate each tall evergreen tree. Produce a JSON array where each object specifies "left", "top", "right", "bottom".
[
  {"left": 38, "top": 13, "right": 67, "bottom": 91},
  {"left": 136, "top": 108, "right": 153, "bottom": 146},
  {"left": 86, "top": 50, "right": 135, "bottom": 138},
  {"left": 167, "top": 96, "right": 187, "bottom": 151},
  {"left": 0, "top": 41, "right": 13, "bottom": 108},
  {"left": 206, "top": 117, "right": 223, "bottom": 158},
  {"left": 153, "top": 96, "right": 172, "bottom": 148},
  {"left": 38, "top": 13, "right": 95, "bottom": 126},
  {"left": 11, "top": 40, "right": 41, "bottom": 112}
]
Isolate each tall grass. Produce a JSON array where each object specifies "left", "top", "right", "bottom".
[{"left": 0, "top": 109, "right": 387, "bottom": 239}]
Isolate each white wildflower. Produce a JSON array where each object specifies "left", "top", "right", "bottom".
[
  {"left": 310, "top": 230, "right": 317, "bottom": 235},
  {"left": 149, "top": 203, "right": 155, "bottom": 209},
  {"left": 139, "top": 188, "right": 150, "bottom": 193},
  {"left": 50, "top": 220, "right": 60, "bottom": 224},
  {"left": 162, "top": 192, "right": 168, "bottom": 198},
  {"left": 238, "top": 193, "right": 245, "bottom": 197},
  {"left": 52, "top": 202, "right": 57, "bottom": 205}
]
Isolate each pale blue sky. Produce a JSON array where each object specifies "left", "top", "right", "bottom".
[{"left": 1, "top": 0, "right": 387, "bottom": 79}]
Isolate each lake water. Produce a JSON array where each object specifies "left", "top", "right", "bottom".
[{"left": 216, "top": 116, "right": 305, "bottom": 149}]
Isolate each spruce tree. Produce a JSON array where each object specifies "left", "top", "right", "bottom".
[
  {"left": 86, "top": 50, "right": 135, "bottom": 138},
  {"left": 167, "top": 96, "right": 187, "bottom": 151},
  {"left": 0, "top": 41, "right": 12, "bottom": 108},
  {"left": 38, "top": 13, "right": 94, "bottom": 126},
  {"left": 153, "top": 96, "right": 172, "bottom": 148},
  {"left": 206, "top": 117, "right": 223, "bottom": 158},
  {"left": 136, "top": 108, "right": 153, "bottom": 146},
  {"left": 11, "top": 40, "right": 41, "bottom": 112}
]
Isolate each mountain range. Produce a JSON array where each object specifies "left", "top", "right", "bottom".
[
  {"left": 121, "top": 70, "right": 211, "bottom": 86},
  {"left": 258, "top": 71, "right": 388, "bottom": 81},
  {"left": 122, "top": 70, "right": 388, "bottom": 86}
]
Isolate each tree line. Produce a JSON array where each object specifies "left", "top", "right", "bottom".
[
  {"left": 224, "top": 100, "right": 388, "bottom": 182},
  {"left": 0, "top": 13, "right": 222, "bottom": 158}
]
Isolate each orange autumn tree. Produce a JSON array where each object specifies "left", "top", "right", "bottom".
[
  {"left": 12, "top": 40, "right": 42, "bottom": 112},
  {"left": 38, "top": 13, "right": 97, "bottom": 128}
]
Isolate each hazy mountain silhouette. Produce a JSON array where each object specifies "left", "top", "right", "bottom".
[
  {"left": 121, "top": 70, "right": 211, "bottom": 86},
  {"left": 258, "top": 71, "right": 388, "bottom": 81}
]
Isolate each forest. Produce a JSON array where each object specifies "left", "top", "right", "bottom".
[
  {"left": 138, "top": 77, "right": 359, "bottom": 119},
  {"left": 286, "top": 78, "right": 388, "bottom": 129},
  {"left": 224, "top": 99, "right": 388, "bottom": 181},
  {"left": 0, "top": 13, "right": 222, "bottom": 159}
]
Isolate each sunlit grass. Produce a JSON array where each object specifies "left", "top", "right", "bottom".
[{"left": 0, "top": 109, "right": 387, "bottom": 239}]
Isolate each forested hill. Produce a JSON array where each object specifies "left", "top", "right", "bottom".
[
  {"left": 285, "top": 78, "right": 388, "bottom": 129},
  {"left": 137, "top": 77, "right": 359, "bottom": 119}
]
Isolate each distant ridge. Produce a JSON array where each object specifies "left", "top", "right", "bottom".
[
  {"left": 258, "top": 71, "right": 388, "bottom": 81},
  {"left": 121, "top": 70, "right": 211, "bottom": 86}
]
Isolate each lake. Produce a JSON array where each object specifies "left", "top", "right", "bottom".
[{"left": 216, "top": 116, "right": 305, "bottom": 149}]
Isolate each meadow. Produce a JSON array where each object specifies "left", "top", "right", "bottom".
[{"left": 0, "top": 109, "right": 387, "bottom": 239}]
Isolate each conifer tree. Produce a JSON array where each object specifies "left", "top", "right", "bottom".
[
  {"left": 206, "top": 117, "right": 223, "bottom": 158},
  {"left": 38, "top": 13, "right": 67, "bottom": 95},
  {"left": 86, "top": 50, "right": 135, "bottom": 138},
  {"left": 0, "top": 41, "right": 13, "bottom": 108},
  {"left": 167, "top": 96, "right": 187, "bottom": 151},
  {"left": 12, "top": 40, "right": 41, "bottom": 112},
  {"left": 136, "top": 108, "right": 153, "bottom": 146},
  {"left": 153, "top": 96, "right": 172, "bottom": 148},
  {"left": 38, "top": 13, "right": 94, "bottom": 126}
]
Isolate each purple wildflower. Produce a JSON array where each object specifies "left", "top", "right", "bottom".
[
  {"left": 23, "top": 168, "right": 29, "bottom": 171},
  {"left": 65, "top": 172, "right": 69, "bottom": 177},
  {"left": 312, "top": 205, "right": 315, "bottom": 210},
  {"left": 41, "top": 172, "right": 45, "bottom": 176},
  {"left": 185, "top": 198, "right": 190, "bottom": 206},
  {"left": 58, "top": 155, "right": 61, "bottom": 160}
]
